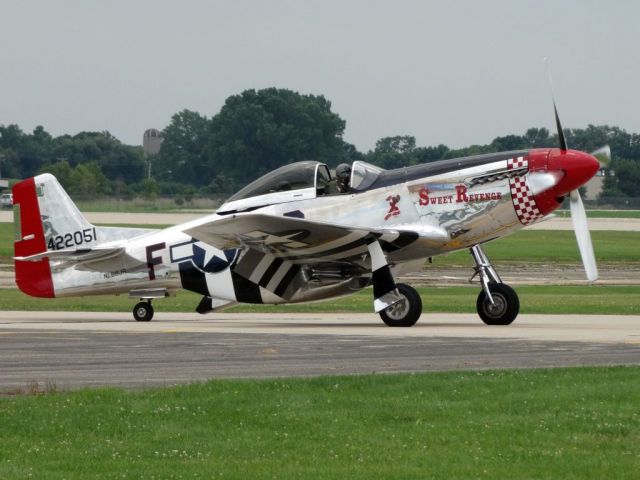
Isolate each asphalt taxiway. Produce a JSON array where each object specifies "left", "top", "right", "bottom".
[{"left": 1, "top": 312, "right": 638, "bottom": 392}]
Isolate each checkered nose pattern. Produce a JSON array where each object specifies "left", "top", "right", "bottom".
[
  {"left": 507, "top": 156, "right": 545, "bottom": 225},
  {"left": 507, "top": 157, "right": 528, "bottom": 171}
]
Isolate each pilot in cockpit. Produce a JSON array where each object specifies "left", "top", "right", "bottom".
[{"left": 328, "top": 163, "right": 351, "bottom": 194}]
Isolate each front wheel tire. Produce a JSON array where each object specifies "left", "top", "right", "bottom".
[
  {"left": 476, "top": 283, "right": 519, "bottom": 325},
  {"left": 133, "top": 301, "right": 154, "bottom": 322},
  {"left": 379, "top": 283, "right": 422, "bottom": 327}
]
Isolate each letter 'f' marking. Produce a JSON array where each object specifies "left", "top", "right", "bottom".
[{"left": 146, "top": 242, "right": 166, "bottom": 280}]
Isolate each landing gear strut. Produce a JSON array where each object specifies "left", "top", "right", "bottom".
[
  {"left": 133, "top": 300, "right": 154, "bottom": 322},
  {"left": 469, "top": 245, "right": 519, "bottom": 325}
]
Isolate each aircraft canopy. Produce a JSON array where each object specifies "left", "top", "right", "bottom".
[
  {"left": 217, "top": 160, "right": 386, "bottom": 214},
  {"left": 218, "top": 161, "right": 331, "bottom": 213}
]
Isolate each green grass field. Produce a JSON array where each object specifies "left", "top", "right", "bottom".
[
  {"left": 1, "top": 367, "right": 638, "bottom": 479},
  {"left": 0, "top": 221, "right": 14, "bottom": 262},
  {"left": 2, "top": 285, "right": 640, "bottom": 315},
  {"left": 432, "top": 230, "right": 640, "bottom": 265}
]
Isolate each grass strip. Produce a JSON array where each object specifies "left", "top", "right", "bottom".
[
  {"left": 559, "top": 209, "right": 640, "bottom": 219},
  {"left": 434, "top": 230, "right": 640, "bottom": 265},
  {"left": 1, "top": 367, "right": 638, "bottom": 479},
  {"left": 2, "top": 285, "right": 640, "bottom": 315}
]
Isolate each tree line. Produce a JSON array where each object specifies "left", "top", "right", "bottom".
[
  {"left": 0, "top": 127, "right": 144, "bottom": 196},
  {"left": 1, "top": 87, "right": 639, "bottom": 199}
]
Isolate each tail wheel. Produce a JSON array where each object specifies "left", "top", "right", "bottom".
[
  {"left": 379, "top": 283, "right": 422, "bottom": 327},
  {"left": 133, "top": 301, "right": 154, "bottom": 322},
  {"left": 476, "top": 283, "right": 519, "bottom": 325}
]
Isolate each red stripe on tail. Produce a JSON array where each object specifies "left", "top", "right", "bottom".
[{"left": 13, "top": 177, "right": 54, "bottom": 298}]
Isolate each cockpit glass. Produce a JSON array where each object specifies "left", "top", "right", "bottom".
[
  {"left": 315, "top": 164, "right": 331, "bottom": 194},
  {"left": 226, "top": 161, "right": 320, "bottom": 202},
  {"left": 350, "top": 161, "right": 385, "bottom": 191}
]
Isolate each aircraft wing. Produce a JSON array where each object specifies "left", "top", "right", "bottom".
[{"left": 183, "top": 213, "right": 448, "bottom": 263}]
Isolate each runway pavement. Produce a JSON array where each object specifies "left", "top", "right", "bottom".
[{"left": 1, "top": 312, "right": 638, "bottom": 392}]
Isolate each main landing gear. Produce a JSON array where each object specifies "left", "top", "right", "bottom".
[
  {"left": 379, "top": 283, "right": 422, "bottom": 327},
  {"left": 470, "top": 245, "right": 519, "bottom": 325},
  {"left": 133, "top": 300, "right": 154, "bottom": 322}
]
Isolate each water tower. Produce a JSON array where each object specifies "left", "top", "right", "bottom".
[
  {"left": 143, "top": 128, "right": 163, "bottom": 180},
  {"left": 143, "top": 128, "right": 163, "bottom": 156}
]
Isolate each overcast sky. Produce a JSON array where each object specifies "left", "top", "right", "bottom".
[{"left": 1, "top": 0, "right": 637, "bottom": 151}]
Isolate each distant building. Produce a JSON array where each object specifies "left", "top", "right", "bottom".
[
  {"left": 143, "top": 128, "right": 163, "bottom": 156},
  {"left": 584, "top": 168, "right": 613, "bottom": 201},
  {"left": 584, "top": 174, "right": 604, "bottom": 200}
]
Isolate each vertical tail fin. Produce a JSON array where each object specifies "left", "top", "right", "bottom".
[{"left": 13, "top": 173, "right": 95, "bottom": 298}]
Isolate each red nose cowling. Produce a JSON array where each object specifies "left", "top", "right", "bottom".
[
  {"left": 528, "top": 148, "right": 600, "bottom": 216},
  {"left": 548, "top": 149, "right": 601, "bottom": 196}
]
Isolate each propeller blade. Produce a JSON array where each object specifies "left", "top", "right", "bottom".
[
  {"left": 590, "top": 145, "right": 611, "bottom": 168},
  {"left": 545, "top": 58, "right": 568, "bottom": 150},
  {"left": 553, "top": 101, "right": 568, "bottom": 151},
  {"left": 569, "top": 189, "right": 598, "bottom": 281}
]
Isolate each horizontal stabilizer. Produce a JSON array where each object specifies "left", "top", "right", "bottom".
[
  {"left": 14, "top": 246, "right": 125, "bottom": 263},
  {"left": 14, "top": 246, "right": 146, "bottom": 274}
]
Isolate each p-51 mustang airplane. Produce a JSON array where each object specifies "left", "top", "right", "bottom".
[{"left": 13, "top": 113, "right": 602, "bottom": 327}]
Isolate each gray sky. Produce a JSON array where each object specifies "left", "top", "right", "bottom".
[{"left": 1, "top": 0, "right": 638, "bottom": 151}]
